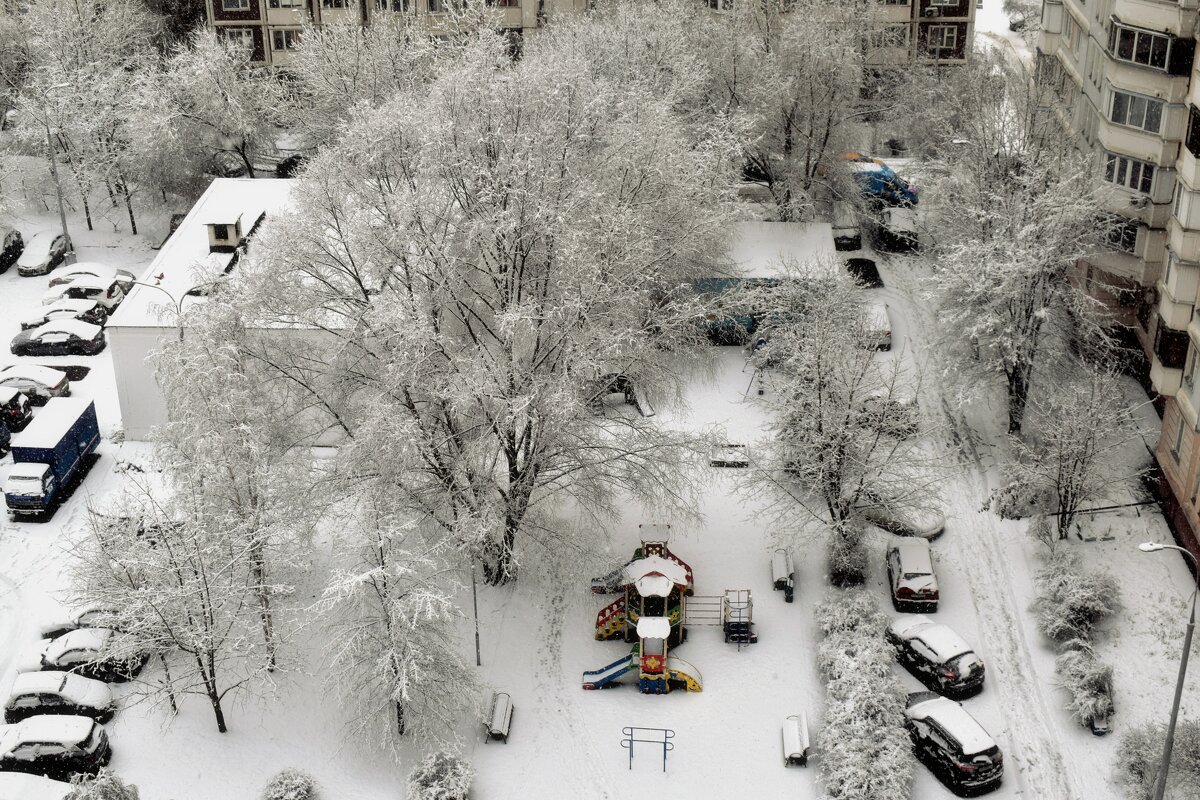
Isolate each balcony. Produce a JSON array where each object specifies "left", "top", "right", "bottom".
[
  {"left": 1112, "top": 0, "right": 1190, "bottom": 37},
  {"left": 1151, "top": 358, "right": 1183, "bottom": 394},
  {"left": 1097, "top": 117, "right": 1181, "bottom": 167},
  {"left": 1160, "top": 283, "right": 1195, "bottom": 328},
  {"left": 1103, "top": 59, "right": 1191, "bottom": 104}
]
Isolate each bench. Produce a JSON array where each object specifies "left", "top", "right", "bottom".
[
  {"left": 771, "top": 549, "right": 794, "bottom": 592},
  {"left": 483, "top": 692, "right": 514, "bottom": 744},
  {"left": 782, "top": 713, "right": 811, "bottom": 767}
]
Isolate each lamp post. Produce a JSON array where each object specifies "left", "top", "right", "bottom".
[
  {"left": 129, "top": 277, "right": 222, "bottom": 342},
  {"left": 1139, "top": 541, "right": 1200, "bottom": 800}
]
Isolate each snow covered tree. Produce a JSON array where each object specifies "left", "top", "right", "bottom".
[
  {"left": 927, "top": 53, "right": 1111, "bottom": 434},
  {"left": 1034, "top": 547, "right": 1120, "bottom": 643},
  {"left": 1055, "top": 646, "right": 1114, "bottom": 728},
  {"left": 407, "top": 751, "right": 473, "bottom": 800},
  {"left": 1116, "top": 720, "right": 1200, "bottom": 800},
  {"left": 260, "top": 769, "right": 317, "bottom": 800},
  {"left": 1010, "top": 366, "right": 1144, "bottom": 538},
  {"left": 66, "top": 769, "right": 140, "bottom": 800},
  {"left": 230, "top": 29, "right": 737, "bottom": 583}
]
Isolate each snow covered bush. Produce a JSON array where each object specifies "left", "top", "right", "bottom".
[
  {"left": 816, "top": 590, "right": 914, "bottom": 799},
  {"left": 261, "top": 769, "right": 317, "bottom": 800},
  {"left": 67, "top": 769, "right": 139, "bottom": 800},
  {"left": 1034, "top": 548, "right": 1120, "bottom": 643},
  {"left": 826, "top": 525, "right": 868, "bottom": 588},
  {"left": 1116, "top": 720, "right": 1200, "bottom": 800},
  {"left": 991, "top": 478, "right": 1055, "bottom": 520},
  {"left": 407, "top": 751, "right": 473, "bottom": 800},
  {"left": 1055, "top": 648, "right": 1114, "bottom": 727}
]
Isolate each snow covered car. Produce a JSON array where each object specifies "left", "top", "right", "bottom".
[
  {"left": 905, "top": 692, "right": 1003, "bottom": 795},
  {"left": 856, "top": 391, "right": 919, "bottom": 438},
  {"left": 844, "top": 257, "right": 882, "bottom": 288},
  {"left": 842, "top": 152, "right": 918, "bottom": 205},
  {"left": 0, "top": 715, "right": 111, "bottom": 778},
  {"left": 858, "top": 490, "right": 945, "bottom": 539},
  {"left": 0, "top": 772, "right": 72, "bottom": 800},
  {"left": 888, "top": 616, "right": 985, "bottom": 698},
  {"left": 3, "top": 672, "right": 116, "bottom": 724},
  {"left": 42, "top": 276, "right": 125, "bottom": 313},
  {"left": 886, "top": 537, "right": 939, "bottom": 612},
  {"left": 0, "top": 388, "right": 33, "bottom": 433},
  {"left": 19, "top": 299, "right": 108, "bottom": 332},
  {"left": 10, "top": 320, "right": 106, "bottom": 358},
  {"left": 47, "top": 263, "right": 135, "bottom": 294},
  {"left": 861, "top": 300, "right": 892, "bottom": 351},
  {"left": 20, "top": 628, "right": 149, "bottom": 683},
  {"left": 876, "top": 206, "right": 918, "bottom": 253},
  {"left": 0, "top": 228, "right": 22, "bottom": 274},
  {"left": 38, "top": 607, "right": 119, "bottom": 643},
  {"left": 15, "top": 232, "right": 70, "bottom": 277},
  {"left": 0, "top": 365, "right": 70, "bottom": 406}
]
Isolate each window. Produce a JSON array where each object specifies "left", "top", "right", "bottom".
[
  {"left": 879, "top": 0, "right": 909, "bottom": 4},
  {"left": 927, "top": 25, "right": 957, "bottom": 52},
  {"left": 485, "top": 0, "right": 519, "bottom": 6},
  {"left": 1103, "top": 152, "right": 1155, "bottom": 194},
  {"left": 1108, "top": 23, "right": 1171, "bottom": 71},
  {"left": 1187, "top": 107, "right": 1200, "bottom": 160},
  {"left": 272, "top": 29, "right": 299, "bottom": 50},
  {"left": 1173, "top": 417, "right": 1185, "bottom": 462},
  {"left": 212, "top": 224, "right": 229, "bottom": 241},
  {"left": 222, "top": 0, "right": 250, "bottom": 9},
  {"left": 1103, "top": 216, "right": 1138, "bottom": 253},
  {"left": 930, "top": 0, "right": 957, "bottom": 5},
  {"left": 1110, "top": 90, "right": 1162, "bottom": 134},
  {"left": 321, "top": 0, "right": 347, "bottom": 7},
  {"left": 428, "top": 0, "right": 445, "bottom": 10},
  {"left": 1185, "top": 345, "right": 1198, "bottom": 389},
  {"left": 869, "top": 26, "right": 908, "bottom": 48},
  {"left": 376, "top": 0, "right": 410, "bottom": 10},
  {"left": 706, "top": 0, "right": 733, "bottom": 8},
  {"left": 268, "top": 0, "right": 303, "bottom": 6},
  {"left": 222, "top": 28, "right": 254, "bottom": 52}
]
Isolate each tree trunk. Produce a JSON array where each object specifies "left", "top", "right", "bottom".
[
  {"left": 118, "top": 177, "right": 137, "bottom": 235},
  {"left": 158, "top": 653, "right": 178, "bottom": 715},
  {"left": 195, "top": 653, "right": 228, "bottom": 733},
  {"left": 250, "top": 544, "right": 276, "bottom": 672},
  {"left": 395, "top": 699, "right": 406, "bottom": 736},
  {"left": 1006, "top": 365, "right": 1031, "bottom": 435}
]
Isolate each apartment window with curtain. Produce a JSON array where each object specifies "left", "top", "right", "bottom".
[
  {"left": 1103, "top": 152, "right": 1155, "bottom": 194},
  {"left": 1110, "top": 90, "right": 1162, "bottom": 134},
  {"left": 223, "top": 0, "right": 250, "bottom": 10},
  {"left": 271, "top": 29, "right": 299, "bottom": 50}
]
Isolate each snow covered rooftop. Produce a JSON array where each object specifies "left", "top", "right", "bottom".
[
  {"left": 728, "top": 221, "right": 837, "bottom": 279},
  {"left": 109, "top": 179, "right": 295, "bottom": 328},
  {"left": 636, "top": 616, "right": 671, "bottom": 640},
  {"left": 11, "top": 398, "right": 93, "bottom": 451},
  {"left": 624, "top": 555, "right": 689, "bottom": 594}
]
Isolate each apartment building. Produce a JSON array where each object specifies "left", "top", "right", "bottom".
[
  {"left": 872, "top": 0, "right": 977, "bottom": 64},
  {"left": 1039, "top": 0, "right": 1200, "bottom": 558}
]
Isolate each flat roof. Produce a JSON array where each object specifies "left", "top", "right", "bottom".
[
  {"left": 727, "top": 222, "right": 837, "bottom": 279},
  {"left": 109, "top": 179, "right": 295, "bottom": 328},
  {"left": 11, "top": 398, "right": 93, "bottom": 450}
]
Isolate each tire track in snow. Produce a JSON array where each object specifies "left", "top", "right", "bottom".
[{"left": 884, "top": 255, "right": 1081, "bottom": 800}]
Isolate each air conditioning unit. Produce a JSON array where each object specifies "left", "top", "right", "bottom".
[{"left": 924, "top": 7, "right": 940, "bottom": 17}]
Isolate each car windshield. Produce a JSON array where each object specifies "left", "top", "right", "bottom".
[
  {"left": 903, "top": 571, "right": 931, "bottom": 580},
  {"left": 8, "top": 475, "right": 42, "bottom": 485}
]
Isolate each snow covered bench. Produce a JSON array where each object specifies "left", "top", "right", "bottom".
[
  {"left": 483, "top": 692, "right": 514, "bottom": 744},
  {"left": 782, "top": 713, "right": 810, "bottom": 767},
  {"left": 771, "top": 549, "right": 795, "bottom": 602}
]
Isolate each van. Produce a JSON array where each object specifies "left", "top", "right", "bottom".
[
  {"left": 877, "top": 207, "right": 918, "bottom": 253},
  {"left": 832, "top": 202, "right": 861, "bottom": 251}
]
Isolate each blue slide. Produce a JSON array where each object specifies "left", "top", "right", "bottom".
[{"left": 582, "top": 654, "right": 637, "bottom": 690}]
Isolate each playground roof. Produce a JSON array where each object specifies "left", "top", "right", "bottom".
[
  {"left": 624, "top": 555, "right": 688, "bottom": 594},
  {"left": 634, "top": 575, "right": 674, "bottom": 598},
  {"left": 637, "top": 617, "right": 671, "bottom": 640}
]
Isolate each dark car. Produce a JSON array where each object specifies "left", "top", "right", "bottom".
[
  {"left": 0, "top": 365, "right": 70, "bottom": 406},
  {"left": 15, "top": 232, "right": 70, "bottom": 277},
  {"left": 889, "top": 616, "right": 986, "bottom": 698},
  {"left": 19, "top": 300, "right": 108, "bottom": 332},
  {"left": 845, "top": 258, "right": 883, "bottom": 288},
  {"left": 0, "top": 715, "right": 111, "bottom": 779},
  {"left": 0, "top": 423, "right": 7, "bottom": 458},
  {"left": 10, "top": 321, "right": 105, "bottom": 357},
  {"left": 32, "top": 629, "right": 149, "bottom": 683},
  {"left": 905, "top": 692, "right": 1003, "bottom": 795},
  {"left": 3, "top": 672, "right": 115, "bottom": 725},
  {"left": 0, "top": 228, "right": 22, "bottom": 273}
]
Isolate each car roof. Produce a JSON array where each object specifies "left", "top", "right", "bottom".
[
  {"left": 906, "top": 695, "right": 995, "bottom": 755},
  {"left": 892, "top": 617, "right": 972, "bottom": 658},
  {"left": 55, "top": 261, "right": 111, "bottom": 277},
  {"left": 0, "top": 364, "right": 67, "bottom": 385},
  {"left": 890, "top": 536, "right": 933, "bottom": 567},
  {"left": 45, "top": 627, "right": 112, "bottom": 659},
  {"left": 9, "top": 671, "right": 71, "bottom": 696},
  {"left": 27, "top": 299, "right": 98, "bottom": 319},
  {"left": 13, "top": 714, "right": 94, "bottom": 745},
  {"left": 23, "top": 230, "right": 56, "bottom": 245},
  {"left": 31, "top": 319, "right": 101, "bottom": 339},
  {"left": 0, "top": 387, "right": 19, "bottom": 404},
  {"left": 52, "top": 274, "right": 115, "bottom": 291}
]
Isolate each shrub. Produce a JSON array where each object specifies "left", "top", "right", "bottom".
[
  {"left": 1115, "top": 720, "right": 1200, "bottom": 800},
  {"left": 407, "top": 751, "right": 473, "bottom": 800},
  {"left": 261, "top": 769, "right": 317, "bottom": 800},
  {"left": 1055, "top": 648, "right": 1114, "bottom": 726},
  {"left": 67, "top": 769, "right": 139, "bottom": 800},
  {"left": 826, "top": 525, "right": 868, "bottom": 587},
  {"left": 1034, "top": 548, "right": 1120, "bottom": 642}
]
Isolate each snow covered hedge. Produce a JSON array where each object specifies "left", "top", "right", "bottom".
[
  {"left": 261, "top": 769, "right": 317, "bottom": 800},
  {"left": 407, "top": 751, "right": 473, "bottom": 800},
  {"left": 815, "top": 590, "right": 914, "bottom": 800},
  {"left": 1034, "top": 547, "right": 1120, "bottom": 643},
  {"left": 1115, "top": 720, "right": 1200, "bottom": 800},
  {"left": 826, "top": 524, "right": 868, "bottom": 588},
  {"left": 67, "top": 770, "right": 140, "bottom": 800},
  {"left": 1055, "top": 647, "right": 1113, "bottom": 727}
]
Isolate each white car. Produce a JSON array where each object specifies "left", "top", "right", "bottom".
[
  {"left": 905, "top": 692, "right": 1003, "bottom": 794},
  {"left": 17, "top": 628, "right": 149, "bottom": 683},
  {"left": 42, "top": 275, "right": 125, "bottom": 312},
  {"left": 0, "top": 772, "right": 72, "bottom": 800},
  {"left": 4, "top": 672, "right": 116, "bottom": 724},
  {"left": 861, "top": 300, "right": 892, "bottom": 351},
  {"left": 0, "top": 364, "right": 70, "bottom": 405},
  {"left": 14, "top": 232, "right": 71, "bottom": 277},
  {"left": 47, "top": 262, "right": 135, "bottom": 293},
  {"left": 0, "top": 715, "right": 111, "bottom": 777},
  {"left": 19, "top": 299, "right": 108, "bottom": 331}
]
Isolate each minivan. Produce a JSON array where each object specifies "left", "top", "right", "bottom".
[
  {"left": 905, "top": 692, "right": 1003, "bottom": 794},
  {"left": 832, "top": 201, "right": 862, "bottom": 251}
]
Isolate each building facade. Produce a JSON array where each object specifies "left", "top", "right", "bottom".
[
  {"left": 872, "top": 0, "right": 977, "bottom": 65},
  {"left": 1038, "top": 0, "right": 1200, "bottom": 559}
]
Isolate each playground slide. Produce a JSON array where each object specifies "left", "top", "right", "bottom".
[
  {"left": 582, "top": 655, "right": 637, "bottom": 690},
  {"left": 665, "top": 657, "right": 703, "bottom": 692}
]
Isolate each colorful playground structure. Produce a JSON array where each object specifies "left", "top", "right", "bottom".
[{"left": 583, "top": 530, "right": 757, "bottom": 694}]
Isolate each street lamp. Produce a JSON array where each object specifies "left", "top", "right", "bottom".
[
  {"left": 1139, "top": 540, "right": 1200, "bottom": 800},
  {"left": 129, "top": 276, "right": 224, "bottom": 342}
]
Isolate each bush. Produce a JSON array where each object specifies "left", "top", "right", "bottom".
[
  {"left": 1116, "top": 720, "right": 1200, "bottom": 800},
  {"left": 1055, "top": 648, "right": 1114, "bottom": 726},
  {"left": 67, "top": 769, "right": 139, "bottom": 800},
  {"left": 826, "top": 525, "right": 868, "bottom": 587},
  {"left": 1034, "top": 548, "right": 1120, "bottom": 643},
  {"left": 991, "top": 478, "right": 1054, "bottom": 520},
  {"left": 407, "top": 751, "right": 473, "bottom": 800},
  {"left": 261, "top": 769, "right": 317, "bottom": 800}
]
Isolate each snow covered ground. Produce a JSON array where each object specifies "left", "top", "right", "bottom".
[{"left": 2, "top": 194, "right": 1199, "bottom": 800}]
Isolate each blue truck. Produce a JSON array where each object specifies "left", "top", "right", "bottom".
[
  {"left": 844, "top": 153, "right": 918, "bottom": 206},
  {"left": 4, "top": 398, "right": 100, "bottom": 517}
]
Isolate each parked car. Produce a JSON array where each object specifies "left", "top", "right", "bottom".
[
  {"left": 877, "top": 206, "right": 918, "bottom": 252},
  {"left": 10, "top": 321, "right": 105, "bottom": 358},
  {"left": 843, "top": 152, "right": 918, "bottom": 206},
  {"left": 832, "top": 201, "right": 862, "bottom": 251},
  {"left": 861, "top": 492, "right": 945, "bottom": 539},
  {"left": 0, "top": 715, "right": 111, "bottom": 779},
  {"left": 0, "top": 772, "right": 72, "bottom": 800},
  {"left": 0, "top": 365, "right": 69, "bottom": 406},
  {"left": 1008, "top": 10, "right": 1026, "bottom": 31},
  {"left": 887, "top": 537, "right": 940, "bottom": 612},
  {"left": 47, "top": 263, "right": 134, "bottom": 294},
  {"left": 845, "top": 257, "right": 883, "bottom": 288},
  {"left": 0, "top": 423, "right": 7, "bottom": 459},
  {"left": 889, "top": 616, "right": 986, "bottom": 698},
  {"left": 857, "top": 390, "right": 919, "bottom": 438},
  {"left": 0, "top": 229, "right": 23, "bottom": 273},
  {"left": 905, "top": 692, "right": 1003, "bottom": 795},
  {"left": 19, "top": 300, "right": 108, "bottom": 332},
  {"left": 42, "top": 277, "right": 125, "bottom": 313},
  {"left": 3, "top": 672, "right": 115, "bottom": 724},
  {"left": 15, "top": 232, "right": 70, "bottom": 277},
  {"left": 0, "top": 388, "right": 30, "bottom": 433},
  {"left": 39, "top": 607, "right": 118, "bottom": 642},
  {"left": 23, "top": 628, "right": 148, "bottom": 683},
  {"left": 861, "top": 300, "right": 892, "bottom": 351}
]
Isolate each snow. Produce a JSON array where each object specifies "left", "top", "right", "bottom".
[
  {"left": 43, "top": 627, "right": 111, "bottom": 661},
  {"left": 0, "top": 364, "right": 67, "bottom": 387},
  {"left": 890, "top": 536, "right": 934, "bottom": 575},
  {"left": 973, "top": 0, "right": 1036, "bottom": 65},
  {"left": 20, "top": 299, "right": 97, "bottom": 327},
  {"left": 907, "top": 694, "right": 998, "bottom": 756},
  {"left": 7, "top": 714, "right": 95, "bottom": 747},
  {"left": 49, "top": 262, "right": 125, "bottom": 285},
  {"left": 728, "top": 221, "right": 836, "bottom": 278},
  {"left": 636, "top": 617, "right": 671, "bottom": 640},
  {"left": 907, "top": 620, "right": 974, "bottom": 660},
  {"left": 0, "top": 773, "right": 72, "bottom": 800},
  {"left": 634, "top": 574, "right": 674, "bottom": 598},
  {"left": 623, "top": 554, "right": 688, "bottom": 590},
  {"left": 10, "top": 398, "right": 92, "bottom": 450},
  {"left": 28, "top": 319, "right": 102, "bottom": 340}
]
